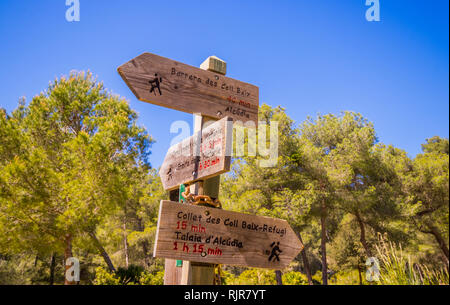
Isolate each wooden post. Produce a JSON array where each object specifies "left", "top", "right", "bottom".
[
  {"left": 180, "top": 116, "right": 220, "bottom": 285},
  {"left": 163, "top": 189, "right": 182, "bottom": 285},
  {"left": 167, "top": 56, "right": 227, "bottom": 285},
  {"left": 275, "top": 270, "right": 283, "bottom": 285}
]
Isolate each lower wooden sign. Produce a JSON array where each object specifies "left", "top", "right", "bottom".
[{"left": 153, "top": 201, "right": 304, "bottom": 269}]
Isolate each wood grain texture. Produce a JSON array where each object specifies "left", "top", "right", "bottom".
[
  {"left": 154, "top": 201, "right": 304, "bottom": 269},
  {"left": 163, "top": 259, "right": 182, "bottom": 285},
  {"left": 159, "top": 116, "right": 233, "bottom": 191},
  {"left": 118, "top": 52, "right": 259, "bottom": 125},
  {"left": 200, "top": 56, "right": 227, "bottom": 75}
]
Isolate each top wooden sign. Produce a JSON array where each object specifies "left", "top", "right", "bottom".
[{"left": 118, "top": 53, "right": 259, "bottom": 125}]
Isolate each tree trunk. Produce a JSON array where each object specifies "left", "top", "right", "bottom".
[
  {"left": 88, "top": 231, "right": 116, "bottom": 273},
  {"left": 358, "top": 265, "right": 363, "bottom": 285},
  {"left": 426, "top": 224, "right": 449, "bottom": 263},
  {"left": 355, "top": 211, "right": 372, "bottom": 258},
  {"left": 275, "top": 270, "right": 283, "bottom": 285},
  {"left": 142, "top": 241, "right": 150, "bottom": 267},
  {"left": 320, "top": 203, "right": 328, "bottom": 285},
  {"left": 123, "top": 222, "right": 129, "bottom": 268},
  {"left": 296, "top": 231, "right": 313, "bottom": 285},
  {"left": 137, "top": 217, "right": 151, "bottom": 267},
  {"left": 49, "top": 253, "right": 56, "bottom": 285},
  {"left": 64, "top": 234, "right": 76, "bottom": 285}
]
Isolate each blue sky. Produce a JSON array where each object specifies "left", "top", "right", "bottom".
[{"left": 0, "top": 0, "right": 448, "bottom": 168}]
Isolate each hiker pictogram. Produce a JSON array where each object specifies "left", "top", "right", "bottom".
[
  {"left": 268, "top": 241, "right": 282, "bottom": 262},
  {"left": 149, "top": 73, "right": 163, "bottom": 96}
]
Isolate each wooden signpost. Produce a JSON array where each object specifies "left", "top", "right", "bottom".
[
  {"left": 118, "top": 52, "right": 303, "bottom": 285},
  {"left": 154, "top": 201, "right": 304, "bottom": 269},
  {"left": 159, "top": 116, "right": 233, "bottom": 191},
  {"left": 118, "top": 52, "right": 259, "bottom": 126}
]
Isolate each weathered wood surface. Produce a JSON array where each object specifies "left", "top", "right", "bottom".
[
  {"left": 200, "top": 56, "right": 227, "bottom": 75},
  {"left": 154, "top": 201, "right": 304, "bottom": 269},
  {"left": 163, "top": 259, "right": 182, "bottom": 285},
  {"left": 159, "top": 116, "right": 233, "bottom": 191},
  {"left": 118, "top": 52, "right": 259, "bottom": 125}
]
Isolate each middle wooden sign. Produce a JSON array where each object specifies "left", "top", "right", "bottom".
[{"left": 159, "top": 117, "right": 233, "bottom": 191}]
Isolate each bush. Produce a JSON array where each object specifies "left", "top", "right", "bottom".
[
  {"left": 282, "top": 271, "right": 309, "bottom": 285},
  {"left": 93, "top": 267, "right": 120, "bottom": 285},
  {"left": 115, "top": 265, "right": 144, "bottom": 285},
  {"left": 329, "top": 270, "right": 361, "bottom": 285},
  {"left": 93, "top": 265, "right": 164, "bottom": 285},
  {"left": 140, "top": 270, "right": 164, "bottom": 285},
  {"left": 375, "top": 236, "right": 449, "bottom": 285},
  {"left": 226, "top": 268, "right": 276, "bottom": 285}
]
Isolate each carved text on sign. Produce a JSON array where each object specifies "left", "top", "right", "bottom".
[
  {"left": 118, "top": 53, "right": 259, "bottom": 125},
  {"left": 154, "top": 201, "right": 304, "bottom": 269},
  {"left": 159, "top": 117, "right": 233, "bottom": 190}
]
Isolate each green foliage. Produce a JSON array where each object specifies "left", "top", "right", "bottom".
[
  {"left": 222, "top": 106, "right": 448, "bottom": 285},
  {"left": 282, "top": 271, "right": 309, "bottom": 285},
  {"left": 222, "top": 266, "right": 314, "bottom": 286},
  {"left": 93, "top": 267, "right": 121, "bottom": 285},
  {"left": 0, "top": 255, "right": 48, "bottom": 285},
  {"left": 421, "top": 136, "right": 449, "bottom": 155},
  {"left": 93, "top": 265, "right": 164, "bottom": 285},
  {"left": 139, "top": 270, "right": 164, "bottom": 285},
  {"left": 115, "top": 265, "right": 145, "bottom": 284},
  {"left": 312, "top": 271, "right": 324, "bottom": 284},
  {"left": 220, "top": 269, "right": 238, "bottom": 285},
  {"left": 0, "top": 71, "right": 155, "bottom": 283},
  {"left": 329, "top": 269, "right": 361, "bottom": 285},
  {"left": 1, "top": 80, "right": 448, "bottom": 286},
  {"left": 375, "top": 236, "right": 449, "bottom": 285},
  {"left": 225, "top": 268, "right": 277, "bottom": 285},
  {"left": 401, "top": 141, "right": 449, "bottom": 262},
  {"left": 328, "top": 215, "right": 365, "bottom": 271}
]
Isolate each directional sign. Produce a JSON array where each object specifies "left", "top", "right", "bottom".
[
  {"left": 118, "top": 52, "right": 259, "bottom": 126},
  {"left": 159, "top": 116, "right": 233, "bottom": 191},
  {"left": 154, "top": 201, "right": 304, "bottom": 269}
]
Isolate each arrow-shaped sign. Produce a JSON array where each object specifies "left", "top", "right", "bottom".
[
  {"left": 118, "top": 52, "right": 259, "bottom": 126},
  {"left": 154, "top": 201, "right": 304, "bottom": 269},
  {"left": 159, "top": 116, "right": 233, "bottom": 191}
]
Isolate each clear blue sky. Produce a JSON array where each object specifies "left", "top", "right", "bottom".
[{"left": 0, "top": 0, "right": 448, "bottom": 168}]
